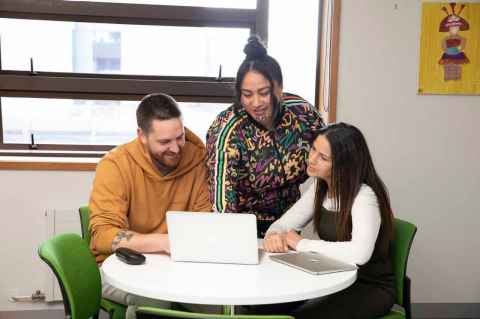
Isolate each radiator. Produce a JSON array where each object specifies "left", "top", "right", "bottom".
[{"left": 44, "top": 208, "right": 82, "bottom": 302}]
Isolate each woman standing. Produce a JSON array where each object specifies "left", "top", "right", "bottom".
[
  {"left": 206, "top": 36, "right": 324, "bottom": 237},
  {"left": 263, "top": 123, "right": 395, "bottom": 318}
]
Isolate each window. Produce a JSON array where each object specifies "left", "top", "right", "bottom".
[
  {"left": 90, "top": 31, "right": 121, "bottom": 73},
  {"left": 268, "top": 1, "right": 320, "bottom": 105},
  {"left": 1, "top": 19, "right": 248, "bottom": 77},
  {"left": 0, "top": 0, "right": 265, "bottom": 156},
  {"left": 0, "top": 0, "right": 333, "bottom": 160},
  {"left": 2, "top": 97, "right": 227, "bottom": 147}
]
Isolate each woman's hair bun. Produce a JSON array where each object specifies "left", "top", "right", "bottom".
[{"left": 243, "top": 35, "right": 267, "bottom": 60}]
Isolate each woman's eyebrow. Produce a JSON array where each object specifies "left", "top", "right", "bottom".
[
  {"left": 312, "top": 145, "right": 330, "bottom": 158},
  {"left": 258, "top": 86, "right": 272, "bottom": 91},
  {"left": 241, "top": 86, "right": 271, "bottom": 93},
  {"left": 319, "top": 151, "right": 331, "bottom": 158}
]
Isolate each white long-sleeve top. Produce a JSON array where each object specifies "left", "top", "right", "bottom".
[{"left": 266, "top": 179, "right": 381, "bottom": 265}]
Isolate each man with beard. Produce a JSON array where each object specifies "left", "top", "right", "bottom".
[{"left": 88, "top": 93, "right": 211, "bottom": 318}]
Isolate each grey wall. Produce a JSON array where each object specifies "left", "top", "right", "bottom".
[{"left": 337, "top": 0, "right": 480, "bottom": 303}]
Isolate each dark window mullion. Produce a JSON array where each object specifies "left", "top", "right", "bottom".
[
  {"left": 0, "top": 92, "right": 233, "bottom": 104},
  {"left": 0, "top": 74, "right": 235, "bottom": 100},
  {"left": 0, "top": 143, "right": 113, "bottom": 153},
  {"left": 254, "top": 0, "right": 269, "bottom": 43},
  {"left": 0, "top": 70, "right": 236, "bottom": 83},
  {"left": 0, "top": 150, "right": 108, "bottom": 158},
  {"left": 0, "top": 153, "right": 104, "bottom": 158}
]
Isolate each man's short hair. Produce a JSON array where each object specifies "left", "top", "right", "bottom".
[{"left": 136, "top": 93, "right": 182, "bottom": 132}]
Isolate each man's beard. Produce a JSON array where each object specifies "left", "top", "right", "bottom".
[{"left": 150, "top": 150, "right": 181, "bottom": 175}]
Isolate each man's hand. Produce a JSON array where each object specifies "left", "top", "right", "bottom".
[
  {"left": 157, "top": 233, "right": 170, "bottom": 254},
  {"left": 263, "top": 232, "right": 288, "bottom": 253},
  {"left": 285, "top": 230, "right": 303, "bottom": 250},
  {"left": 112, "top": 231, "right": 170, "bottom": 254}
]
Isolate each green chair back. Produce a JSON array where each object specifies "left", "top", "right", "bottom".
[
  {"left": 380, "top": 218, "right": 417, "bottom": 319},
  {"left": 137, "top": 307, "right": 295, "bottom": 319},
  {"left": 38, "top": 233, "right": 101, "bottom": 319},
  {"left": 79, "top": 206, "right": 91, "bottom": 245},
  {"left": 391, "top": 218, "right": 417, "bottom": 307},
  {"left": 78, "top": 206, "right": 127, "bottom": 319}
]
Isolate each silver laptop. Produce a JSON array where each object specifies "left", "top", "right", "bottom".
[
  {"left": 167, "top": 211, "right": 259, "bottom": 265},
  {"left": 270, "top": 251, "right": 357, "bottom": 275}
]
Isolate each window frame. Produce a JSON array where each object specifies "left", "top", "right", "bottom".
[
  {"left": 316, "top": 0, "right": 340, "bottom": 124},
  {"left": 0, "top": 0, "right": 268, "bottom": 156}
]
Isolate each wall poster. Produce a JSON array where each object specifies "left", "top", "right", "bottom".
[{"left": 419, "top": 2, "right": 480, "bottom": 95}]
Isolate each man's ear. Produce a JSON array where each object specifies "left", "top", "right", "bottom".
[{"left": 137, "top": 127, "right": 147, "bottom": 144}]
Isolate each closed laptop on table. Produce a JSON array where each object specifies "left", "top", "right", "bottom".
[
  {"left": 270, "top": 251, "right": 358, "bottom": 275},
  {"left": 166, "top": 211, "right": 259, "bottom": 265}
]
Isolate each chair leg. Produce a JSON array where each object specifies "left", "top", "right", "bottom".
[
  {"left": 403, "top": 276, "right": 412, "bottom": 319},
  {"left": 110, "top": 309, "right": 121, "bottom": 319}
]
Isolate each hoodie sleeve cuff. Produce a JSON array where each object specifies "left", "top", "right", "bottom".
[{"left": 93, "top": 227, "right": 122, "bottom": 254}]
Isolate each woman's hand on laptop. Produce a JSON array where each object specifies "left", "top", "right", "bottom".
[{"left": 263, "top": 232, "right": 289, "bottom": 253}]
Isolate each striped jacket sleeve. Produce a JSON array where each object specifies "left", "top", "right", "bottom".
[
  {"left": 292, "top": 99, "right": 325, "bottom": 139},
  {"left": 205, "top": 112, "right": 242, "bottom": 213}
]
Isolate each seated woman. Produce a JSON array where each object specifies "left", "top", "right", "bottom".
[{"left": 262, "top": 122, "right": 395, "bottom": 319}]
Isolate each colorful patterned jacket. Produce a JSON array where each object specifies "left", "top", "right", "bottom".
[{"left": 206, "top": 93, "right": 324, "bottom": 237}]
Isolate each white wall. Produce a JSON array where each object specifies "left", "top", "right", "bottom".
[
  {"left": 0, "top": 170, "right": 94, "bottom": 310},
  {"left": 337, "top": 0, "right": 480, "bottom": 302}
]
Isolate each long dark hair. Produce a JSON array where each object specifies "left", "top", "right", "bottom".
[
  {"left": 234, "top": 35, "right": 283, "bottom": 112},
  {"left": 312, "top": 123, "right": 394, "bottom": 259}
]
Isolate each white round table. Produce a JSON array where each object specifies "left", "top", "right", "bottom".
[{"left": 101, "top": 251, "right": 357, "bottom": 308}]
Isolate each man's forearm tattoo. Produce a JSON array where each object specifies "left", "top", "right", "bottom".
[{"left": 112, "top": 230, "right": 134, "bottom": 251}]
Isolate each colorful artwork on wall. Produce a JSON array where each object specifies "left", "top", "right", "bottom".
[{"left": 418, "top": 2, "right": 480, "bottom": 95}]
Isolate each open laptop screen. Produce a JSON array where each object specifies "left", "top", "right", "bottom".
[{"left": 167, "top": 211, "right": 259, "bottom": 265}]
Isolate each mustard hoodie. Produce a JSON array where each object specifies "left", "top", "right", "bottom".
[{"left": 89, "top": 128, "right": 211, "bottom": 263}]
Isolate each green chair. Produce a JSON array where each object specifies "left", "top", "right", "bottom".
[
  {"left": 78, "top": 206, "right": 126, "bottom": 319},
  {"left": 137, "top": 307, "right": 295, "bottom": 319},
  {"left": 39, "top": 233, "right": 110, "bottom": 319},
  {"left": 380, "top": 218, "right": 417, "bottom": 319},
  {"left": 79, "top": 206, "right": 92, "bottom": 246}
]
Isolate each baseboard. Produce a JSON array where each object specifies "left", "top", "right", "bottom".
[
  {"left": 0, "top": 309, "right": 64, "bottom": 319},
  {"left": 0, "top": 309, "right": 109, "bottom": 319},
  {"left": 413, "top": 303, "right": 480, "bottom": 318}
]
